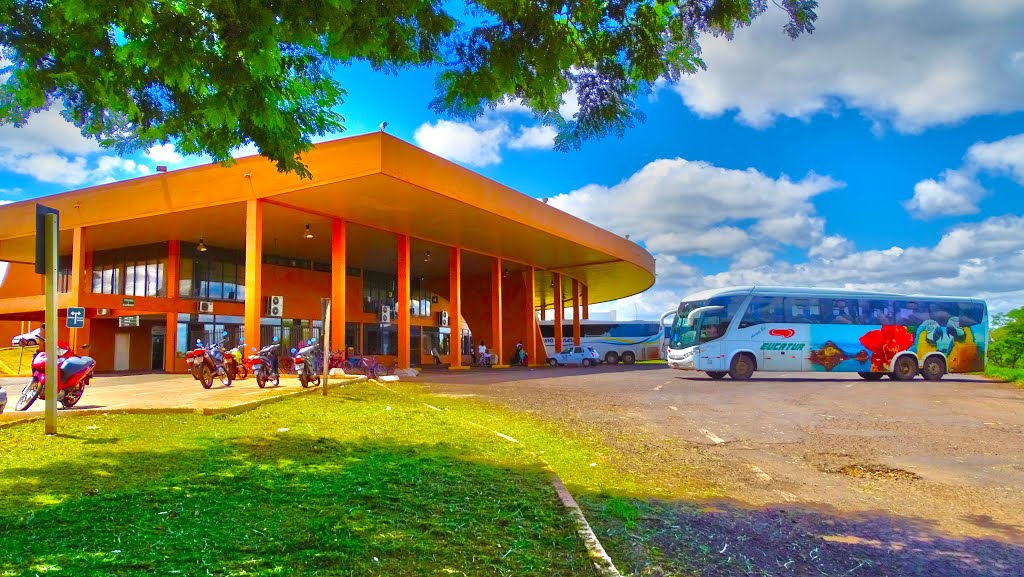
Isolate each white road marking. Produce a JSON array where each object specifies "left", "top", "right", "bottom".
[
  {"left": 777, "top": 490, "right": 798, "bottom": 502},
  {"left": 748, "top": 465, "right": 772, "bottom": 482},
  {"left": 699, "top": 428, "right": 725, "bottom": 444}
]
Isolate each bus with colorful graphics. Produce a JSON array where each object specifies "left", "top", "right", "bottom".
[
  {"left": 540, "top": 320, "right": 664, "bottom": 364},
  {"left": 665, "top": 286, "right": 987, "bottom": 381}
]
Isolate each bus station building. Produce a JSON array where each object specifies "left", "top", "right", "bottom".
[{"left": 0, "top": 133, "right": 655, "bottom": 373}]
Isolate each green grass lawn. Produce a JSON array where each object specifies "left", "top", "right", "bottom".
[
  {"left": 0, "top": 346, "right": 35, "bottom": 375},
  {"left": 985, "top": 366, "right": 1024, "bottom": 386},
  {"left": 0, "top": 383, "right": 601, "bottom": 576}
]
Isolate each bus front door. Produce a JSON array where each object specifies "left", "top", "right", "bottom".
[{"left": 696, "top": 340, "right": 727, "bottom": 372}]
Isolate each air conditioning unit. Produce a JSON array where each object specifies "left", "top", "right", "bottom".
[
  {"left": 266, "top": 295, "right": 284, "bottom": 317},
  {"left": 438, "top": 310, "right": 449, "bottom": 327},
  {"left": 380, "top": 305, "right": 391, "bottom": 323},
  {"left": 198, "top": 301, "right": 214, "bottom": 314}
]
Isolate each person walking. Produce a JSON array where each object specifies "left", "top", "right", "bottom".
[{"left": 431, "top": 344, "right": 441, "bottom": 365}]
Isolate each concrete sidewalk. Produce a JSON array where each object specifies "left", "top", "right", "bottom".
[{"left": 0, "top": 372, "right": 366, "bottom": 426}]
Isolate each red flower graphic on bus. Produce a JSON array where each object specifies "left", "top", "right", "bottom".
[{"left": 859, "top": 325, "right": 914, "bottom": 372}]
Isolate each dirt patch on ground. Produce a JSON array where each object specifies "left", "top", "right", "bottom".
[{"left": 836, "top": 463, "right": 921, "bottom": 481}]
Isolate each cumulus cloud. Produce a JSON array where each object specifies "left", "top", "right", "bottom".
[
  {"left": 0, "top": 107, "right": 155, "bottom": 186},
  {"left": 548, "top": 157, "right": 843, "bottom": 258},
  {"left": 671, "top": 0, "right": 1024, "bottom": 131},
  {"left": 906, "top": 133, "right": 1024, "bottom": 218},
  {"left": 146, "top": 142, "right": 184, "bottom": 164},
  {"left": 413, "top": 120, "right": 509, "bottom": 167},
  {"left": 508, "top": 125, "right": 557, "bottom": 150}
]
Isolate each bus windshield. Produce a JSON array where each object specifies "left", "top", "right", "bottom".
[{"left": 670, "top": 299, "right": 705, "bottom": 348}]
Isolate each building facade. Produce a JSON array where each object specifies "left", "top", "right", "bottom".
[{"left": 0, "top": 133, "right": 655, "bottom": 373}]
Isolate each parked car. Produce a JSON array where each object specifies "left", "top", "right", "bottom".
[
  {"left": 547, "top": 346, "right": 601, "bottom": 367},
  {"left": 11, "top": 327, "right": 41, "bottom": 347}
]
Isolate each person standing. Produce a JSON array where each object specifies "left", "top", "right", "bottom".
[
  {"left": 431, "top": 344, "right": 441, "bottom": 365},
  {"left": 477, "top": 341, "right": 488, "bottom": 365}
]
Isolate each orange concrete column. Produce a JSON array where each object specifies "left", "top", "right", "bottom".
[
  {"left": 572, "top": 278, "right": 581, "bottom": 346},
  {"left": 448, "top": 246, "right": 463, "bottom": 369},
  {"left": 582, "top": 284, "right": 589, "bottom": 320},
  {"left": 525, "top": 266, "right": 536, "bottom": 366},
  {"left": 243, "top": 199, "right": 263, "bottom": 353},
  {"left": 553, "top": 273, "right": 563, "bottom": 354},
  {"left": 331, "top": 219, "right": 346, "bottom": 351},
  {"left": 397, "top": 234, "right": 410, "bottom": 369},
  {"left": 166, "top": 240, "right": 180, "bottom": 300},
  {"left": 164, "top": 240, "right": 180, "bottom": 372},
  {"left": 491, "top": 257, "right": 503, "bottom": 366},
  {"left": 69, "top": 227, "right": 88, "bottom": 350},
  {"left": 69, "top": 227, "right": 87, "bottom": 304},
  {"left": 165, "top": 312, "right": 177, "bottom": 372}
]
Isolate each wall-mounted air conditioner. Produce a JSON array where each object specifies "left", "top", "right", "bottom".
[
  {"left": 266, "top": 295, "right": 284, "bottom": 317},
  {"left": 198, "top": 301, "right": 214, "bottom": 314},
  {"left": 380, "top": 305, "right": 391, "bottom": 323},
  {"left": 438, "top": 310, "right": 449, "bottom": 327}
]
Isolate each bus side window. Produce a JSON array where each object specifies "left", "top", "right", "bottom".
[
  {"left": 895, "top": 300, "right": 926, "bottom": 325},
  {"left": 739, "top": 296, "right": 783, "bottom": 327},
  {"left": 785, "top": 297, "right": 822, "bottom": 324},
  {"left": 826, "top": 299, "right": 854, "bottom": 324},
  {"left": 957, "top": 302, "right": 984, "bottom": 327}
]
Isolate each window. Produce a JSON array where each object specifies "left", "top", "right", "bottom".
[
  {"left": 784, "top": 297, "right": 822, "bottom": 324},
  {"left": 363, "top": 323, "right": 398, "bottom": 356},
  {"left": 858, "top": 300, "right": 894, "bottom": 325},
  {"left": 740, "top": 296, "right": 784, "bottom": 327},
  {"left": 91, "top": 243, "right": 168, "bottom": 296},
  {"left": 409, "top": 277, "right": 435, "bottom": 317},
  {"left": 181, "top": 249, "right": 245, "bottom": 302},
  {"left": 363, "top": 270, "right": 397, "bottom": 314},
  {"left": 344, "top": 322, "right": 360, "bottom": 355}
]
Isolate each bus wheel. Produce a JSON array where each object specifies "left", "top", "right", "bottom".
[
  {"left": 706, "top": 371, "right": 727, "bottom": 380},
  {"left": 605, "top": 351, "right": 620, "bottom": 365},
  {"left": 891, "top": 356, "right": 918, "bottom": 381},
  {"left": 921, "top": 356, "right": 946, "bottom": 381},
  {"left": 729, "top": 354, "right": 755, "bottom": 380},
  {"left": 858, "top": 372, "right": 885, "bottom": 381},
  {"left": 621, "top": 351, "right": 636, "bottom": 365}
]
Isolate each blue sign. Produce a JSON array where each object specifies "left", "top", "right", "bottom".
[{"left": 67, "top": 307, "right": 86, "bottom": 328}]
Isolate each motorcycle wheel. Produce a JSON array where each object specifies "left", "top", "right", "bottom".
[
  {"left": 218, "top": 367, "right": 233, "bottom": 387},
  {"left": 311, "top": 373, "right": 321, "bottom": 386},
  {"left": 270, "top": 372, "right": 280, "bottom": 387},
  {"left": 198, "top": 364, "right": 213, "bottom": 389},
  {"left": 299, "top": 369, "right": 310, "bottom": 388},
  {"left": 190, "top": 362, "right": 201, "bottom": 380},
  {"left": 60, "top": 385, "right": 84, "bottom": 408},
  {"left": 237, "top": 364, "right": 248, "bottom": 380},
  {"left": 255, "top": 371, "right": 266, "bottom": 389},
  {"left": 16, "top": 380, "right": 42, "bottom": 411}
]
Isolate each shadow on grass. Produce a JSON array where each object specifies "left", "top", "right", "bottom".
[
  {"left": 0, "top": 434, "right": 590, "bottom": 576},
  {"left": 580, "top": 496, "right": 1024, "bottom": 577}
]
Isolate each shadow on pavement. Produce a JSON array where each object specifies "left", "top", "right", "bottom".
[{"left": 583, "top": 496, "right": 1024, "bottom": 577}]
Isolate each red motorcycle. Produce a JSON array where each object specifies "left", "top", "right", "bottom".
[
  {"left": 15, "top": 327, "right": 95, "bottom": 411},
  {"left": 187, "top": 339, "right": 233, "bottom": 389}
]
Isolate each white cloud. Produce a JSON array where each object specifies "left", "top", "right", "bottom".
[
  {"left": 671, "top": 1, "right": 1024, "bottom": 131},
  {"left": 906, "top": 133, "right": 1024, "bottom": 218},
  {"left": 0, "top": 200, "right": 13, "bottom": 206},
  {"left": 967, "top": 133, "right": 1024, "bottom": 184},
  {"left": 508, "top": 125, "right": 557, "bottom": 150},
  {"left": 146, "top": 142, "right": 184, "bottom": 164},
  {"left": 0, "top": 107, "right": 159, "bottom": 187},
  {"left": 548, "top": 157, "right": 842, "bottom": 257},
  {"left": 413, "top": 120, "right": 509, "bottom": 167}
]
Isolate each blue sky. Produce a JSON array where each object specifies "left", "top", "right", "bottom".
[{"left": 2, "top": 1, "right": 1024, "bottom": 318}]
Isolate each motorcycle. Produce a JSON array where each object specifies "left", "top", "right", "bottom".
[
  {"left": 293, "top": 339, "right": 322, "bottom": 389},
  {"left": 15, "top": 327, "right": 95, "bottom": 411},
  {"left": 189, "top": 338, "right": 233, "bottom": 389},
  {"left": 225, "top": 345, "right": 247, "bottom": 380},
  {"left": 248, "top": 342, "right": 281, "bottom": 389}
]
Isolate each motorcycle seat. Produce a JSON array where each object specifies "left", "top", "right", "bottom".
[{"left": 60, "top": 356, "right": 94, "bottom": 383}]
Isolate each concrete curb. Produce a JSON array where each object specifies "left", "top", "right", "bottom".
[
  {"left": 372, "top": 380, "right": 623, "bottom": 577},
  {"left": 0, "top": 376, "right": 366, "bottom": 429}
]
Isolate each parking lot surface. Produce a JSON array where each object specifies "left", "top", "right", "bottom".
[{"left": 410, "top": 365, "right": 1024, "bottom": 544}]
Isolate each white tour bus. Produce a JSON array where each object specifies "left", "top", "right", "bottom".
[
  {"left": 540, "top": 319, "right": 664, "bottom": 364},
  {"left": 666, "top": 286, "right": 987, "bottom": 381}
]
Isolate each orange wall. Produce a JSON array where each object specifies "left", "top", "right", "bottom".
[
  {"left": 500, "top": 273, "right": 533, "bottom": 363},
  {"left": 0, "top": 262, "right": 43, "bottom": 299}
]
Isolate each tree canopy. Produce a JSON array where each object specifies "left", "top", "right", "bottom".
[{"left": 0, "top": 0, "right": 818, "bottom": 177}]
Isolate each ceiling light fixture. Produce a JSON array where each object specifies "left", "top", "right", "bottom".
[
  {"left": 503, "top": 267, "right": 510, "bottom": 278},
  {"left": 304, "top": 224, "right": 314, "bottom": 239},
  {"left": 197, "top": 238, "right": 208, "bottom": 252},
  {"left": 424, "top": 250, "right": 432, "bottom": 262}
]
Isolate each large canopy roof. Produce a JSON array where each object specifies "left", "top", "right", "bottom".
[{"left": 0, "top": 133, "right": 655, "bottom": 308}]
